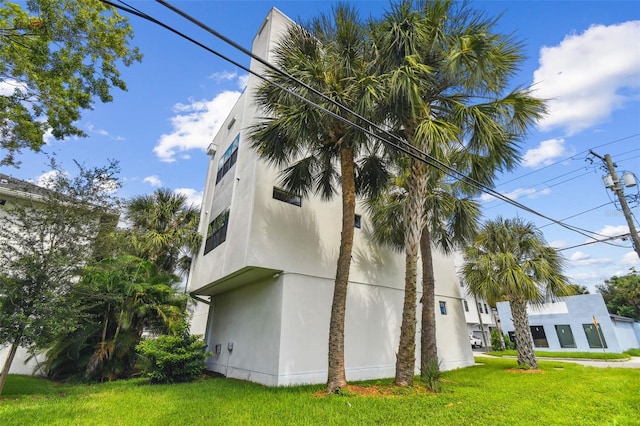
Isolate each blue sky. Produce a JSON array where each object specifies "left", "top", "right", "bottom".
[{"left": 2, "top": 0, "right": 639, "bottom": 291}]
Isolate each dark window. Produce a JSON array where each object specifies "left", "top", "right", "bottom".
[
  {"left": 530, "top": 325, "right": 549, "bottom": 348},
  {"left": 439, "top": 301, "right": 447, "bottom": 315},
  {"left": 477, "top": 302, "right": 482, "bottom": 313},
  {"left": 555, "top": 325, "right": 576, "bottom": 348},
  {"left": 484, "top": 303, "right": 489, "bottom": 314},
  {"left": 583, "top": 323, "right": 607, "bottom": 349},
  {"left": 216, "top": 135, "right": 239, "bottom": 184},
  {"left": 273, "top": 187, "right": 302, "bottom": 207},
  {"left": 0, "top": 199, "right": 6, "bottom": 206},
  {"left": 463, "top": 300, "right": 469, "bottom": 312},
  {"left": 204, "top": 210, "right": 229, "bottom": 254},
  {"left": 354, "top": 214, "right": 362, "bottom": 229}
]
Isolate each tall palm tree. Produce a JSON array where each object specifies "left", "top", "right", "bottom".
[
  {"left": 249, "top": 5, "right": 387, "bottom": 394},
  {"left": 463, "top": 217, "right": 569, "bottom": 369},
  {"left": 367, "top": 165, "right": 480, "bottom": 382},
  {"left": 126, "top": 188, "right": 201, "bottom": 276},
  {"left": 370, "top": 0, "right": 546, "bottom": 385}
]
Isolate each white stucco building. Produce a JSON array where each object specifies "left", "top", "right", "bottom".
[{"left": 187, "top": 7, "right": 474, "bottom": 387}]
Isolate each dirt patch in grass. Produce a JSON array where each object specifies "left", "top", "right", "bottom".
[
  {"left": 504, "top": 369, "right": 545, "bottom": 374},
  {"left": 314, "top": 384, "right": 433, "bottom": 398}
]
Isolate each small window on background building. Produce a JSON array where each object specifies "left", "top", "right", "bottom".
[
  {"left": 583, "top": 323, "right": 607, "bottom": 349},
  {"left": 463, "top": 300, "right": 469, "bottom": 312},
  {"left": 555, "top": 324, "right": 576, "bottom": 348},
  {"left": 272, "top": 187, "right": 302, "bottom": 207},
  {"left": 484, "top": 303, "right": 489, "bottom": 314},
  {"left": 530, "top": 325, "right": 549, "bottom": 348},
  {"left": 478, "top": 302, "right": 482, "bottom": 313},
  {"left": 354, "top": 214, "right": 362, "bottom": 229},
  {"left": 439, "top": 301, "right": 447, "bottom": 315}
]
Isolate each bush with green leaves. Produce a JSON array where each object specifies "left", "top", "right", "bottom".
[{"left": 136, "top": 334, "right": 210, "bottom": 384}]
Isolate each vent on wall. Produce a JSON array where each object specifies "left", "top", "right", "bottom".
[{"left": 227, "top": 117, "right": 236, "bottom": 130}]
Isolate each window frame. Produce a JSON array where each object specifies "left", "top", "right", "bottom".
[{"left": 272, "top": 187, "right": 302, "bottom": 207}]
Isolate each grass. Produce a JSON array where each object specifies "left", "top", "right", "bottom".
[
  {"left": 1, "top": 357, "right": 639, "bottom": 425},
  {"left": 626, "top": 348, "right": 640, "bottom": 357},
  {"left": 487, "top": 350, "right": 631, "bottom": 360}
]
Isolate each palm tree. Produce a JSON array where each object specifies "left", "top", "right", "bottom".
[
  {"left": 367, "top": 165, "right": 480, "bottom": 382},
  {"left": 126, "top": 188, "right": 201, "bottom": 276},
  {"left": 44, "top": 255, "right": 187, "bottom": 381},
  {"left": 249, "top": 5, "right": 388, "bottom": 394},
  {"left": 370, "top": 0, "right": 546, "bottom": 385},
  {"left": 463, "top": 217, "right": 569, "bottom": 369}
]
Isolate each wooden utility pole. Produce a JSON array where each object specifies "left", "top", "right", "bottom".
[{"left": 589, "top": 150, "right": 640, "bottom": 258}]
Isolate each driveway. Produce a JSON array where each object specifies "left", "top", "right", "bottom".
[{"left": 474, "top": 353, "right": 640, "bottom": 369}]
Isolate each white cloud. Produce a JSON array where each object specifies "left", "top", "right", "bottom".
[
  {"left": 619, "top": 251, "right": 640, "bottom": 267},
  {"left": 174, "top": 187, "right": 203, "bottom": 207},
  {"left": 209, "top": 71, "right": 238, "bottom": 83},
  {"left": 86, "top": 123, "right": 109, "bottom": 137},
  {"left": 522, "top": 138, "right": 568, "bottom": 168},
  {"left": 533, "top": 21, "right": 640, "bottom": 135},
  {"left": 237, "top": 74, "right": 249, "bottom": 90},
  {"left": 154, "top": 91, "right": 241, "bottom": 162},
  {"left": 549, "top": 240, "right": 567, "bottom": 249},
  {"left": 32, "top": 170, "right": 67, "bottom": 189},
  {"left": 143, "top": 175, "right": 162, "bottom": 187},
  {"left": 595, "top": 224, "right": 629, "bottom": 238},
  {"left": 569, "top": 251, "right": 612, "bottom": 266},
  {"left": 480, "top": 187, "right": 551, "bottom": 202},
  {"left": 0, "top": 79, "right": 27, "bottom": 96}
]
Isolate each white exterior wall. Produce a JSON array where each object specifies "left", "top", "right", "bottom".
[{"left": 188, "top": 8, "right": 474, "bottom": 387}]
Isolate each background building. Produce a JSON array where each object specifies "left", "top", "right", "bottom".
[{"left": 496, "top": 293, "right": 640, "bottom": 353}]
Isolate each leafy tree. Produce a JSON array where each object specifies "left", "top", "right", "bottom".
[
  {"left": 249, "top": 5, "right": 387, "bottom": 394},
  {"left": 463, "top": 217, "right": 569, "bottom": 369},
  {"left": 371, "top": 0, "right": 545, "bottom": 385},
  {"left": 367, "top": 167, "right": 480, "bottom": 382},
  {"left": 596, "top": 270, "right": 640, "bottom": 320},
  {"left": 0, "top": 161, "right": 120, "bottom": 395},
  {"left": 0, "top": 0, "right": 142, "bottom": 166},
  {"left": 125, "top": 188, "right": 201, "bottom": 276},
  {"left": 44, "top": 255, "right": 187, "bottom": 382}
]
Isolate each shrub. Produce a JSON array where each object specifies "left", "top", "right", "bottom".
[
  {"left": 490, "top": 329, "right": 504, "bottom": 351},
  {"left": 504, "top": 334, "right": 516, "bottom": 350},
  {"left": 421, "top": 357, "right": 443, "bottom": 393},
  {"left": 136, "top": 334, "right": 210, "bottom": 384}
]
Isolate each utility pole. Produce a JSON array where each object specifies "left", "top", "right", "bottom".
[{"left": 589, "top": 150, "right": 640, "bottom": 258}]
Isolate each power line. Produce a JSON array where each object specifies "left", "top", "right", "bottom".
[
  {"left": 539, "top": 202, "right": 612, "bottom": 229},
  {"left": 103, "top": 0, "right": 614, "bottom": 244},
  {"left": 557, "top": 233, "right": 632, "bottom": 251}
]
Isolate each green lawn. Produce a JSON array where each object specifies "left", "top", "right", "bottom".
[{"left": 1, "top": 357, "right": 638, "bottom": 425}]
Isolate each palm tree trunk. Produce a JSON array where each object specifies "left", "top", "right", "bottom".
[
  {"left": 326, "top": 145, "right": 356, "bottom": 394},
  {"left": 510, "top": 297, "right": 538, "bottom": 369},
  {"left": 0, "top": 339, "right": 20, "bottom": 396},
  {"left": 395, "top": 159, "right": 427, "bottom": 386},
  {"left": 420, "top": 225, "right": 438, "bottom": 379}
]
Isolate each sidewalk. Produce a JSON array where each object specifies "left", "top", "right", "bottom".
[{"left": 474, "top": 352, "right": 640, "bottom": 369}]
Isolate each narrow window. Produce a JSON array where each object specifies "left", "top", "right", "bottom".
[
  {"left": 354, "top": 214, "right": 362, "bottom": 229},
  {"left": 463, "top": 300, "right": 469, "bottom": 312},
  {"left": 484, "top": 303, "right": 489, "bottom": 314},
  {"left": 204, "top": 210, "right": 229, "bottom": 254},
  {"left": 477, "top": 302, "right": 483, "bottom": 313},
  {"left": 439, "top": 301, "right": 447, "bottom": 315},
  {"left": 273, "top": 187, "right": 302, "bottom": 207},
  {"left": 530, "top": 325, "right": 549, "bottom": 348},
  {"left": 555, "top": 324, "right": 576, "bottom": 348},
  {"left": 216, "top": 135, "right": 240, "bottom": 184},
  {"left": 583, "top": 323, "right": 607, "bottom": 348}
]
